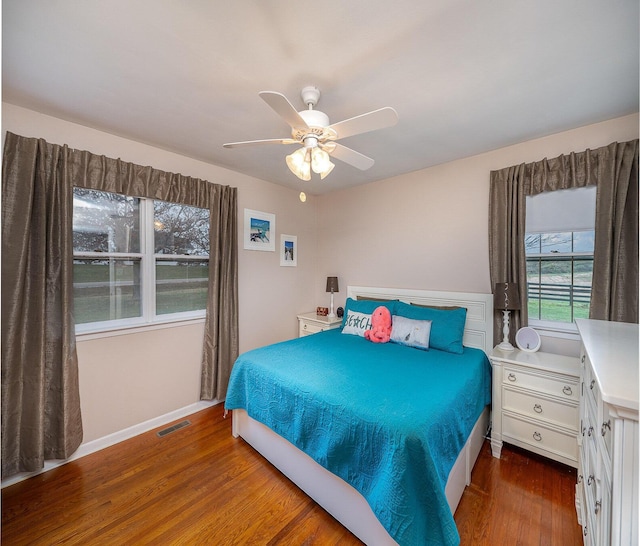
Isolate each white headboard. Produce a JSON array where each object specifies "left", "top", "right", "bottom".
[{"left": 347, "top": 286, "right": 494, "bottom": 355}]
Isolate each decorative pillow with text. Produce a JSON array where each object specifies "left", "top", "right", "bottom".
[{"left": 341, "top": 310, "right": 372, "bottom": 337}]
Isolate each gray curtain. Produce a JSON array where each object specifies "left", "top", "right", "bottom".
[
  {"left": 2, "top": 133, "right": 238, "bottom": 476},
  {"left": 488, "top": 164, "right": 528, "bottom": 345},
  {"left": 489, "top": 139, "right": 639, "bottom": 345},
  {"left": 2, "top": 133, "right": 83, "bottom": 477},
  {"left": 590, "top": 141, "right": 638, "bottom": 322}
]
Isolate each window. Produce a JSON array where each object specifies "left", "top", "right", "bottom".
[
  {"left": 525, "top": 230, "right": 594, "bottom": 324},
  {"left": 72, "top": 188, "right": 209, "bottom": 332},
  {"left": 524, "top": 186, "right": 596, "bottom": 329}
]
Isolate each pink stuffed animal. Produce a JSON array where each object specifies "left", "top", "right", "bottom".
[{"left": 364, "top": 306, "right": 392, "bottom": 343}]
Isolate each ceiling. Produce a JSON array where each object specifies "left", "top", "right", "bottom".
[{"left": 3, "top": 1, "right": 638, "bottom": 195}]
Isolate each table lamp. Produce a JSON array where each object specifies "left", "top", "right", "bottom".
[
  {"left": 494, "top": 282, "right": 520, "bottom": 351},
  {"left": 326, "top": 276, "right": 339, "bottom": 318}
]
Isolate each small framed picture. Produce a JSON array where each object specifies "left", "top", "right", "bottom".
[
  {"left": 280, "top": 234, "right": 297, "bottom": 266},
  {"left": 244, "top": 209, "right": 275, "bottom": 252}
]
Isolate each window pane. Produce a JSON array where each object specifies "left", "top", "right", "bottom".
[
  {"left": 73, "top": 189, "right": 140, "bottom": 253},
  {"left": 573, "top": 230, "right": 595, "bottom": 253},
  {"left": 540, "top": 232, "right": 572, "bottom": 254},
  {"left": 155, "top": 259, "right": 209, "bottom": 315},
  {"left": 526, "top": 259, "right": 541, "bottom": 320},
  {"left": 539, "top": 259, "right": 572, "bottom": 322},
  {"left": 524, "top": 233, "right": 540, "bottom": 255},
  {"left": 73, "top": 259, "right": 141, "bottom": 323},
  {"left": 525, "top": 226, "right": 594, "bottom": 325},
  {"left": 574, "top": 257, "right": 593, "bottom": 320},
  {"left": 154, "top": 201, "right": 210, "bottom": 256}
]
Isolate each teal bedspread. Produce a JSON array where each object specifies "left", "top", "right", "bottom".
[{"left": 225, "top": 329, "right": 491, "bottom": 546}]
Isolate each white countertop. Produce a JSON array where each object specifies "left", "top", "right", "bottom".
[{"left": 576, "top": 318, "right": 639, "bottom": 413}]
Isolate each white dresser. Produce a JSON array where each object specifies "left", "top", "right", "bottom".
[
  {"left": 575, "top": 319, "right": 638, "bottom": 546},
  {"left": 297, "top": 312, "right": 342, "bottom": 337},
  {"left": 490, "top": 347, "right": 580, "bottom": 467}
]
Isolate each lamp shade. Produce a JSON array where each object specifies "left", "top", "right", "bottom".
[
  {"left": 326, "top": 276, "right": 339, "bottom": 293},
  {"left": 494, "top": 283, "right": 520, "bottom": 310},
  {"left": 286, "top": 148, "right": 311, "bottom": 181}
]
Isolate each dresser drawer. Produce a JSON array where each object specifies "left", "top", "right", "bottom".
[
  {"left": 502, "top": 413, "right": 578, "bottom": 462},
  {"left": 503, "top": 387, "right": 578, "bottom": 430},
  {"left": 584, "top": 363, "right": 600, "bottom": 413},
  {"left": 299, "top": 322, "right": 325, "bottom": 336},
  {"left": 297, "top": 313, "right": 342, "bottom": 338},
  {"left": 583, "top": 401, "right": 599, "bottom": 478},
  {"left": 600, "top": 402, "right": 614, "bottom": 468},
  {"left": 503, "top": 365, "right": 578, "bottom": 401}
]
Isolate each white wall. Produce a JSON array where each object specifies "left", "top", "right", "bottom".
[
  {"left": 2, "top": 103, "right": 319, "bottom": 442},
  {"left": 316, "top": 113, "right": 639, "bottom": 356}
]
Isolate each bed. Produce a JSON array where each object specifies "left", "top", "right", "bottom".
[{"left": 225, "top": 286, "right": 493, "bottom": 546}]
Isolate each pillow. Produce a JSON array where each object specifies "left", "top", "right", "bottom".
[
  {"left": 341, "top": 310, "right": 372, "bottom": 337},
  {"left": 390, "top": 315, "right": 431, "bottom": 350},
  {"left": 395, "top": 301, "right": 467, "bottom": 354},
  {"left": 341, "top": 298, "right": 398, "bottom": 328},
  {"left": 410, "top": 302, "right": 462, "bottom": 311}
]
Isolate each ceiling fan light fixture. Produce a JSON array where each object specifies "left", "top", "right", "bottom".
[
  {"left": 311, "top": 147, "right": 331, "bottom": 174},
  {"left": 320, "top": 161, "right": 335, "bottom": 180},
  {"left": 287, "top": 143, "right": 334, "bottom": 181},
  {"left": 286, "top": 148, "right": 311, "bottom": 181}
]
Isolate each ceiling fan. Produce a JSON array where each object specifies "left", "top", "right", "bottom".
[{"left": 223, "top": 86, "right": 398, "bottom": 181}]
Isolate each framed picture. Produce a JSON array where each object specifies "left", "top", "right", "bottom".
[
  {"left": 280, "top": 234, "right": 297, "bottom": 266},
  {"left": 244, "top": 209, "right": 275, "bottom": 251}
]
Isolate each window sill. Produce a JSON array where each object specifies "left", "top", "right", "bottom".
[
  {"left": 76, "top": 316, "right": 206, "bottom": 341},
  {"left": 528, "top": 320, "right": 581, "bottom": 341}
]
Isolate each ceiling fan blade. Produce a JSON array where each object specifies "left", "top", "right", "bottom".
[
  {"left": 259, "top": 91, "right": 309, "bottom": 132},
  {"left": 223, "top": 138, "right": 298, "bottom": 148},
  {"left": 325, "top": 142, "right": 375, "bottom": 170},
  {"left": 328, "top": 107, "right": 398, "bottom": 140}
]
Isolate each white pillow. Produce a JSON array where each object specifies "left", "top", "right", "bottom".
[
  {"left": 390, "top": 315, "right": 432, "bottom": 350},
  {"left": 341, "top": 310, "right": 372, "bottom": 337}
]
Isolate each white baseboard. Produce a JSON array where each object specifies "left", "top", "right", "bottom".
[{"left": 1, "top": 399, "right": 219, "bottom": 488}]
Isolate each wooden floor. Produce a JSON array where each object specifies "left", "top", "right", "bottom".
[{"left": 2, "top": 403, "right": 582, "bottom": 545}]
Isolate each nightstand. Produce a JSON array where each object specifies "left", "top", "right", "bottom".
[
  {"left": 297, "top": 312, "right": 342, "bottom": 337},
  {"left": 490, "top": 347, "right": 580, "bottom": 468}
]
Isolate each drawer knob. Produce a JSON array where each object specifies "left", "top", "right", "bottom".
[
  {"left": 590, "top": 379, "right": 595, "bottom": 390},
  {"left": 562, "top": 385, "right": 573, "bottom": 396},
  {"left": 507, "top": 373, "right": 517, "bottom": 382},
  {"left": 587, "top": 474, "right": 594, "bottom": 486},
  {"left": 581, "top": 355, "right": 585, "bottom": 364},
  {"left": 588, "top": 426, "right": 594, "bottom": 437},
  {"left": 601, "top": 420, "right": 611, "bottom": 437},
  {"left": 595, "top": 499, "right": 601, "bottom": 515},
  {"left": 533, "top": 403, "right": 543, "bottom": 414},
  {"left": 303, "top": 324, "right": 308, "bottom": 330},
  {"left": 584, "top": 526, "right": 588, "bottom": 536},
  {"left": 533, "top": 431, "right": 542, "bottom": 442}
]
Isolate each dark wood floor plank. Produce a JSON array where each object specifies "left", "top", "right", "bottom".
[{"left": 2, "top": 403, "right": 582, "bottom": 545}]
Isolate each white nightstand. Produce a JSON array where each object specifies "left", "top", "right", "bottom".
[
  {"left": 490, "top": 347, "right": 580, "bottom": 468},
  {"left": 297, "top": 312, "right": 342, "bottom": 337}
]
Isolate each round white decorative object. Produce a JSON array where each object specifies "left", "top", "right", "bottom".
[{"left": 515, "top": 327, "right": 541, "bottom": 352}]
